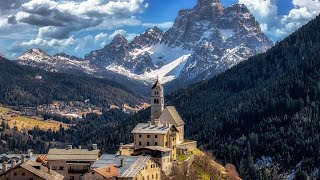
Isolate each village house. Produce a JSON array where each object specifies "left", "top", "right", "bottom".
[
  {"left": 45, "top": 145, "right": 100, "bottom": 180},
  {"left": 0, "top": 158, "right": 63, "bottom": 180},
  {"left": 119, "top": 79, "right": 197, "bottom": 175},
  {"left": 83, "top": 164, "right": 119, "bottom": 180},
  {"left": 87, "top": 154, "right": 161, "bottom": 180}
]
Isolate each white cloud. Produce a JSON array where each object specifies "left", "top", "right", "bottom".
[
  {"left": 14, "top": 0, "right": 147, "bottom": 39},
  {"left": 142, "top": 22, "right": 174, "bottom": 29},
  {"left": 108, "top": 29, "right": 138, "bottom": 41},
  {"left": 239, "top": 0, "right": 320, "bottom": 42}
]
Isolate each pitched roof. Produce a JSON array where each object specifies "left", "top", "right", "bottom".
[
  {"left": 0, "top": 160, "right": 64, "bottom": 180},
  {"left": 91, "top": 154, "right": 151, "bottom": 178},
  {"left": 131, "top": 123, "right": 172, "bottom": 134},
  {"left": 151, "top": 78, "right": 162, "bottom": 89},
  {"left": 142, "top": 146, "right": 172, "bottom": 152},
  {"left": 46, "top": 149, "right": 100, "bottom": 161},
  {"left": 161, "top": 106, "right": 185, "bottom": 126},
  {"left": 92, "top": 164, "right": 119, "bottom": 178},
  {"left": 36, "top": 154, "right": 47, "bottom": 165}
]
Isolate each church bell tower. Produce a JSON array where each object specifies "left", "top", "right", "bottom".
[{"left": 151, "top": 78, "right": 164, "bottom": 123}]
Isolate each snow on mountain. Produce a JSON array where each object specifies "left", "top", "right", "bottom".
[
  {"left": 15, "top": 0, "right": 273, "bottom": 88},
  {"left": 17, "top": 48, "right": 95, "bottom": 73},
  {"left": 86, "top": 0, "right": 272, "bottom": 84},
  {"left": 0, "top": 53, "right": 5, "bottom": 59}
]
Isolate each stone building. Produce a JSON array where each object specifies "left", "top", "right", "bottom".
[
  {"left": 119, "top": 78, "right": 197, "bottom": 175},
  {"left": 45, "top": 145, "right": 100, "bottom": 180},
  {"left": 88, "top": 154, "right": 161, "bottom": 180}
]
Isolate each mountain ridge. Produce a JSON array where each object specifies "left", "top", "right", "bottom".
[{"left": 15, "top": 0, "right": 272, "bottom": 90}]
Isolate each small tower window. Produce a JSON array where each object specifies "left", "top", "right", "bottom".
[
  {"left": 154, "top": 91, "right": 159, "bottom": 95},
  {"left": 154, "top": 99, "right": 159, "bottom": 104}
]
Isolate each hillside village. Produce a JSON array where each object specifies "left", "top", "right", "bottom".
[{"left": 0, "top": 80, "right": 232, "bottom": 180}]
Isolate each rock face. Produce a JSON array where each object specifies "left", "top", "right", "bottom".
[
  {"left": 17, "top": 48, "right": 93, "bottom": 73},
  {"left": 16, "top": 0, "right": 273, "bottom": 90},
  {"left": 85, "top": 27, "right": 164, "bottom": 75},
  {"left": 84, "top": 0, "right": 272, "bottom": 84}
]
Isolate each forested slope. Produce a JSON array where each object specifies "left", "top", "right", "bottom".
[
  {"left": 165, "top": 15, "right": 320, "bottom": 178},
  {"left": 0, "top": 58, "right": 145, "bottom": 107}
]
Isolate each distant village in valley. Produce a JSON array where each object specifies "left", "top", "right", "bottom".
[{"left": 0, "top": 80, "right": 232, "bottom": 180}]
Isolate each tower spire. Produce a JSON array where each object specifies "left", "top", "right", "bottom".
[{"left": 150, "top": 78, "right": 164, "bottom": 123}]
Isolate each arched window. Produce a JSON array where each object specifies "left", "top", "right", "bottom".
[{"left": 154, "top": 99, "right": 159, "bottom": 104}]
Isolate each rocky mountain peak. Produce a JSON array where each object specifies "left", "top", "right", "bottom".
[
  {"left": 17, "top": 48, "right": 51, "bottom": 61},
  {"left": 110, "top": 34, "right": 129, "bottom": 47},
  {"left": 53, "top": 53, "right": 83, "bottom": 61},
  {"left": 194, "top": 0, "right": 224, "bottom": 17},
  {"left": 130, "top": 26, "right": 164, "bottom": 49}
]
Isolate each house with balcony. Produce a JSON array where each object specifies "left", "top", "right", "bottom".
[{"left": 45, "top": 145, "right": 100, "bottom": 180}]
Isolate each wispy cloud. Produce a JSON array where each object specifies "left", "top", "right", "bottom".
[
  {"left": 142, "top": 22, "right": 174, "bottom": 29},
  {"left": 239, "top": 0, "right": 320, "bottom": 42}
]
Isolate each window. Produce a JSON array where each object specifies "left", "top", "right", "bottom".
[
  {"left": 165, "top": 142, "right": 168, "bottom": 146},
  {"left": 147, "top": 135, "right": 150, "bottom": 138},
  {"left": 155, "top": 142, "right": 158, "bottom": 146},
  {"left": 22, "top": 173, "right": 25, "bottom": 176},
  {"left": 59, "top": 166, "right": 64, "bottom": 170},
  {"left": 156, "top": 174, "right": 158, "bottom": 179},
  {"left": 154, "top": 99, "right": 159, "bottom": 104},
  {"left": 147, "top": 142, "right": 150, "bottom": 146},
  {"left": 155, "top": 135, "right": 157, "bottom": 138},
  {"left": 139, "top": 134, "right": 141, "bottom": 138},
  {"left": 154, "top": 91, "right": 159, "bottom": 95},
  {"left": 52, "top": 166, "right": 57, "bottom": 170},
  {"left": 70, "top": 176, "right": 75, "bottom": 180},
  {"left": 92, "top": 172, "right": 95, "bottom": 174},
  {"left": 152, "top": 175, "right": 154, "bottom": 179},
  {"left": 139, "top": 142, "right": 141, "bottom": 145},
  {"left": 173, "top": 137, "right": 175, "bottom": 141}
]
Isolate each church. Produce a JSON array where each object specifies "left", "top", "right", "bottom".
[{"left": 119, "top": 79, "right": 197, "bottom": 175}]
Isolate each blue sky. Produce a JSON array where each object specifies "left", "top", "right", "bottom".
[{"left": 0, "top": 0, "right": 319, "bottom": 59}]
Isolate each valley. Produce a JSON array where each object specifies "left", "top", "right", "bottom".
[
  {"left": 0, "top": 106, "right": 69, "bottom": 131},
  {"left": 0, "top": 0, "right": 319, "bottom": 179}
]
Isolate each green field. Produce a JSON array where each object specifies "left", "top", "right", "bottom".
[{"left": 0, "top": 106, "right": 69, "bottom": 131}]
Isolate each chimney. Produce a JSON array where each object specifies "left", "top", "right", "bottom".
[
  {"left": 21, "top": 155, "right": 25, "bottom": 163},
  {"left": 27, "top": 149, "right": 33, "bottom": 158},
  {"left": 2, "top": 161, "right": 7, "bottom": 173},
  {"left": 120, "top": 158, "right": 124, "bottom": 167},
  {"left": 78, "top": 146, "right": 82, "bottom": 149},
  {"left": 92, "top": 144, "right": 97, "bottom": 150},
  {"left": 67, "top": 145, "right": 72, "bottom": 149},
  {"left": 48, "top": 165, "right": 51, "bottom": 174},
  {"left": 12, "top": 159, "right": 16, "bottom": 167}
]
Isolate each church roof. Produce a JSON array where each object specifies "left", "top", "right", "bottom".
[
  {"left": 131, "top": 123, "right": 172, "bottom": 134},
  {"left": 161, "top": 106, "right": 185, "bottom": 126},
  {"left": 142, "top": 146, "right": 172, "bottom": 152},
  {"left": 151, "top": 78, "right": 162, "bottom": 89}
]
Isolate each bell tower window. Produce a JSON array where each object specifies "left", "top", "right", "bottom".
[
  {"left": 154, "top": 99, "right": 159, "bottom": 104},
  {"left": 154, "top": 91, "right": 159, "bottom": 95}
]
